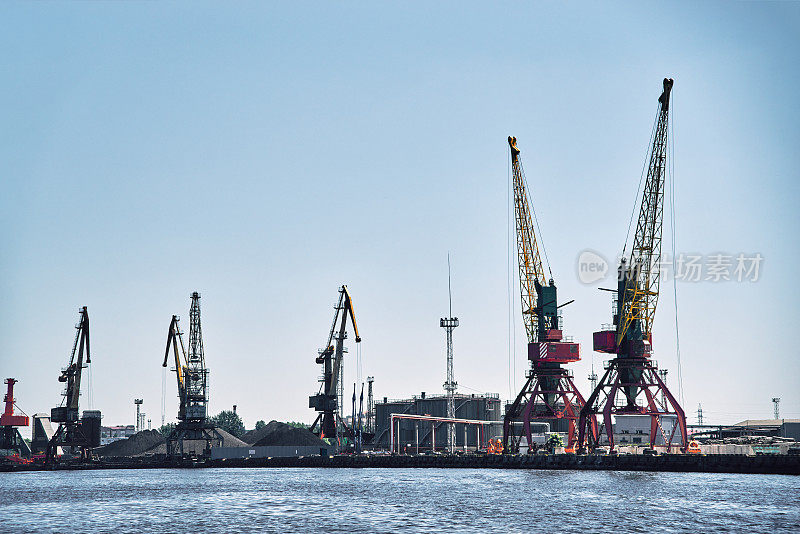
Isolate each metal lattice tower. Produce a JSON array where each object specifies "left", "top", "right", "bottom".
[
  {"left": 366, "top": 376, "right": 375, "bottom": 433},
  {"left": 773, "top": 398, "right": 781, "bottom": 420},
  {"left": 697, "top": 403, "right": 703, "bottom": 425},
  {"left": 187, "top": 292, "right": 209, "bottom": 422},
  {"left": 440, "top": 254, "right": 458, "bottom": 453}
]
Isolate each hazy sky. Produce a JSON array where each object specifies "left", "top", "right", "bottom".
[{"left": 2, "top": 2, "right": 798, "bottom": 434}]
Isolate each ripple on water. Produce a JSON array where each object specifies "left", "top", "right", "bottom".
[{"left": 0, "top": 468, "right": 798, "bottom": 533}]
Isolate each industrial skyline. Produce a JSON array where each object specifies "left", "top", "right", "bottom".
[{"left": 1, "top": 2, "right": 799, "bottom": 432}]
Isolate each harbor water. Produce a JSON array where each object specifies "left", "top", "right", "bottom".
[{"left": 1, "top": 468, "right": 798, "bottom": 532}]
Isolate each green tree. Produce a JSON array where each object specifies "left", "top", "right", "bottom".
[
  {"left": 211, "top": 410, "right": 245, "bottom": 437},
  {"left": 285, "top": 421, "right": 309, "bottom": 429},
  {"left": 158, "top": 423, "right": 176, "bottom": 436},
  {"left": 254, "top": 420, "right": 267, "bottom": 431}
]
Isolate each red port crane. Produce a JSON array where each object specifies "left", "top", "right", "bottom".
[
  {"left": 502, "top": 136, "right": 597, "bottom": 453},
  {"left": 1, "top": 378, "right": 31, "bottom": 457},
  {"left": 577, "top": 78, "right": 688, "bottom": 453}
]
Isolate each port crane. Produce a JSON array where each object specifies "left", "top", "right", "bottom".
[
  {"left": 502, "top": 137, "right": 596, "bottom": 453},
  {"left": 309, "top": 285, "right": 361, "bottom": 446},
  {"left": 1, "top": 378, "right": 31, "bottom": 458},
  {"left": 162, "top": 292, "right": 222, "bottom": 456},
  {"left": 578, "top": 78, "right": 687, "bottom": 452},
  {"left": 46, "top": 307, "right": 99, "bottom": 464}
]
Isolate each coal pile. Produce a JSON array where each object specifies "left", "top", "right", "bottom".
[
  {"left": 137, "top": 427, "right": 248, "bottom": 455},
  {"left": 95, "top": 430, "right": 166, "bottom": 457},
  {"left": 243, "top": 420, "right": 327, "bottom": 447}
]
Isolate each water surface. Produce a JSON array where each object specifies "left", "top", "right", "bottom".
[{"left": 1, "top": 468, "right": 798, "bottom": 532}]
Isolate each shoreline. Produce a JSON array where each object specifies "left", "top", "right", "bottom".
[{"left": 4, "top": 453, "right": 799, "bottom": 475}]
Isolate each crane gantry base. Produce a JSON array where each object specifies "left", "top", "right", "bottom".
[
  {"left": 577, "top": 357, "right": 687, "bottom": 453},
  {"left": 166, "top": 422, "right": 224, "bottom": 458},
  {"left": 503, "top": 364, "right": 597, "bottom": 453}
]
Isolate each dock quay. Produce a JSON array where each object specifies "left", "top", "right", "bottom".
[{"left": 3, "top": 453, "right": 799, "bottom": 476}]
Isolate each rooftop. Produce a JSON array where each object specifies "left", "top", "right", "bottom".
[{"left": 733, "top": 419, "right": 800, "bottom": 427}]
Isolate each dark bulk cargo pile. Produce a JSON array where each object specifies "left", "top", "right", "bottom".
[
  {"left": 95, "top": 430, "right": 166, "bottom": 457},
  {"left": 138, "top": 428, "right": 248, "bottom": 456},
  {"left": 242, "top": 421, "right": 327, "bottom": 447}
]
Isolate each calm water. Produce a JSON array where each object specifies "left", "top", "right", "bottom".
[{"left": 1, "top": 468, "right": 798, "bottom": 533}]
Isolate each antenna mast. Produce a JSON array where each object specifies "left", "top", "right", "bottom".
[{"left": 441, "top": 253, "right": 459, "bottom": 453}]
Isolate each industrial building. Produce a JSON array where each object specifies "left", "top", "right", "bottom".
[
  {"left": 690, "top": 419, "right": 800, "bottom": 441},
  {"left": 100, "top": 425, "right": 136, "bottom": 446},
  {"left": 373, "top": 392, "right": 502, "bottom": 450}
]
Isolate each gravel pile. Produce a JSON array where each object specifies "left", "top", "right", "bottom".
[
  {"left": 136, "top": 427, "right": 248, "bottom": 455},
  {"left": 244, "top": 420, "right": 327, "bottom": 447},
  {"left": 96, "top": 430, "right": 166, "bottom": 457}
]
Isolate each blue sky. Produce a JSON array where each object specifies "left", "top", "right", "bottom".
[{"left": 2, "top": 2, "right": 798, "bottom": 432}]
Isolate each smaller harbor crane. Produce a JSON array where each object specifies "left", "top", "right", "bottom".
[
  {"left": 1, "top": 378, "right": 31, "bottom": 459},
  {"left": 46, "top": 307, "right": 100, "bottom": 464},
  {"left": 309, "top": 285, "right": 361, "bottom": 448},
  {"left": 162, "top": 292, "right": 222, "bottom": 457}
]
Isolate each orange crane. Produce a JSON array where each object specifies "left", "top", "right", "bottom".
[{"left": 502, "top": 137, "right": 596, "bottom": 453}]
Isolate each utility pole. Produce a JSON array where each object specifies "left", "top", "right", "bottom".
[
  {"left": 134, "top": 399, "right": 143, "bottom": 433},
  {"left": 772, "top": 398, "right": 781, "bottom": 420},
  {"left": 366, "top": 377, "right": 374, "bottom": 433},
  {"left": 440, "top": 254, "right": 459, "bottom": 454}
]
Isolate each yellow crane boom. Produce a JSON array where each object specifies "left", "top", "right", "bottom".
[{"left": 509, "top": 136, "right": 547, "bottom": 343}]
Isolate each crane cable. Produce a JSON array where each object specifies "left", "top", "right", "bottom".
[
  {"left": 161, "top": 366, "right": 166, "bottom": 426},
  {"left": 520, "top": 157, "right": 553, "bottom": 279},
  {"left": 669, "top": 92, "right": 685, "bottom": 406},
  {"left": 88, "top": 361, "right": 93, "bottom": 409},
  {"left": 622, "top": 105, "right": 659, "bottom": 257},
  {"left": 507, "top": 145, "right": 516, "bottom": 398}
]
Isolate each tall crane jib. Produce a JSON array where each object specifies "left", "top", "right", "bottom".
[
  {"left": 502, "top": 137, "right": 597, "bottom": 453},
  {"left": 46, "top": 307, "right": 100, "bottom": 464},
  {"left": 163, "top": 314, "right": 188, "bottom": 422},
  {"left": 578, "top": 78, "right": 688, "bottom": 453},
  {"left": 309, "top": 285, "right": 361, "bottom": 445}
]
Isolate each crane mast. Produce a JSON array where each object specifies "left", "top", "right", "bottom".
[
  {"left": 578, "top": 78, "right": 687, "bottom": 453},
  {"left": 502, "top": 136, "right": 596, "bottom": 453}
]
